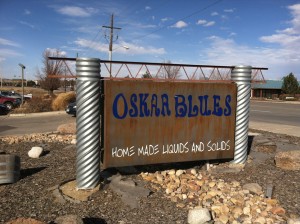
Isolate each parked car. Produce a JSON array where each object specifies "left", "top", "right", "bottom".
[
  {"left": 0, "top": 103, "right": 9, "bottom": 115},
  {"left": 0, "top": 91, "right": 32, "bottom": 101},
  {"left": 0, "top": 94, "right": 21, "bottom": 110},
  {"left": 66, "top": 102, "right": 76, "bottom": 116},
  {"left": 0, "top": 90, "right": 22, "bottom": 100}
]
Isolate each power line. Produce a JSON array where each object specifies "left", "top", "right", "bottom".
[{"left": 126, "top": 0, "right": 223, "bottom": 43}]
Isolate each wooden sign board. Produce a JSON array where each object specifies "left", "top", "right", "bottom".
[{"left": 103, "top": 79, "right": 237, "bottom": 168}]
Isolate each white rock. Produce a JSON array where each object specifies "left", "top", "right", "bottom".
[
  {"left": 176, "top": 169, "right": 184, "bottom": 176},
  {"left": 254, "top": 217, "right": 266, "bottom": 224},
  {"left": 288, "top": 218, "right": 300, "bottom": 224},
  {"left": 71, "top": 138, "right": 77, "bottom": 145},
  {"left": 28, "top": 146, "right": 43, "bottom": 158},
  {"left": 243, "top": 206, "right": 251, "bottom": 215},
  {"left": 190, "top": 168, "right": 197, "bottom": 175},
  {"left": 188, "top": 207, "right": 211, "bottom": 224}
]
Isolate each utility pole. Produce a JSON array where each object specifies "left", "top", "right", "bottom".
[
  {"left": 0, "top": 63, "right": 2, "bottom": 88},
  {"left": 102, "top": 14, "right": 121, "bottom": 76}
]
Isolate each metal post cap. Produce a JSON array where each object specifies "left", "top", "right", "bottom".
[
  {"left": 76, "top": 58, "right": 101, "bottom": 79},
  {"left": 231, "top": 65, "right": 252, "bottom": 84}
]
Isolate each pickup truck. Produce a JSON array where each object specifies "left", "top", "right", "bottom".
[{"left": 0, "top": 94, "right": 21, "bottom": 110}]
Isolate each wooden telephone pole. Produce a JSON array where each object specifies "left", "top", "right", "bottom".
[{"left": 102, "top": 14, "right": 121, "bottom": 76}]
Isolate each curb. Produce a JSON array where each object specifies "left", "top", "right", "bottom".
[
  {"left": 9, "top": 111, "right": 67, "bottom": 117},
  {"left": 251, "top": 99, "right": 300, "bottom": 104}
]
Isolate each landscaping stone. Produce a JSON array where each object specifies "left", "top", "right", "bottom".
[
  {"left": 109, "top": 174, "right": 151, "bottom": 209},
  {"left": 187, "top": 207, "right": 211, "bottom": 224},
  {"left": 288, "top": 218, "right": 300, "bottom": 224},
  {"left": 140, "top": 167, "right": 292, "bottom": 223},
  {"left": 71, "top": 138, "right": 76, "bottom": 145},
  {"left": 242, "top": 183, "right": 263, "bottom": 195},
  {"left": 275, "top": 150, "right": 300, "bottom": 170},
  {"left": 28, "top": 146, "right": 43, "bottom": 158}
]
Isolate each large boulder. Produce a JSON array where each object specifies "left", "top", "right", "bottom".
[{"left": 275, "top": 150, "right": 300, "bottom": 171}]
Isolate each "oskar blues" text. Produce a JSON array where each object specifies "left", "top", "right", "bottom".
[{"left": 112, "top": 93, "right": 232, "bottom": 119}]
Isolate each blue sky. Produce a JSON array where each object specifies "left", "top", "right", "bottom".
[{"left": 1, "top": 0, "right": 300, "bottom": 80}]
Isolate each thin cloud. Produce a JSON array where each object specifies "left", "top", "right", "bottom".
[
  {"left": 197, "top": 20, "right": 215, "bottom": 27},
  {"left": 200, "top": 36, "right": 300, "bottom": 79},
  {"left": 24, "top": 9, "right": 31, "bottom": 15},
  {"left": 211, "top": 12, "right": 218, "bottom": 16},
  {"left": 224, "top": 8, "right": 235, "bottom": 13},
  {"left": 197, "top": 20, "right": 207, "bottom": 25},
  {"left": 171, "top": 20, "right": 188, "bottom": 28},
  {"left": 260, "top": 4, "right": 300, "bottom": 49},
  {"left": 118, "top": 42, "right": 165, "bottom": 55},
  {"left": 74, "top": 38, "right": 165, "bottom": 55},
  {"left": 75, "top": 38, "right": 107, "bottom": 52},
  {"left": 205, "top": 21, "right": 215, "bottom": 27},
  {"left": 0, "top": 48, "right": 22, "bottom": 58},
  {"left": 161, "top": 17, "right": 171, "bottom": 22},
  {"left": 0, "top": 38, "right": 19, "bottom": 47},
  {"left": 145, "top": 6, "right": 151, "bottom": 10},
  {"left": 19, "top": 21, "right": 35, "bottom": 29},
  {"left": 46, "top": 48, "right": 66, "bottom": 56},
  {"left": 56, "top": 6, "right": 97, "bottom": 17}
]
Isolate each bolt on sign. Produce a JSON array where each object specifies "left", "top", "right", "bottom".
[{"left": 103, "top": 79, "right": 237, "bottom": 168}]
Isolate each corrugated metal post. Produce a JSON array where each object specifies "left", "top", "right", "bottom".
[
  {"left": 231, "top": 65, "right": 252, "bottom": 164},
  {"left": 76, "top": 58, "right": 101, "bottom": 189}
]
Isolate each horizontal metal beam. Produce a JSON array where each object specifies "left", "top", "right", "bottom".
[{"left": 48, "top": 57, "right": 268, "bottom": 70}]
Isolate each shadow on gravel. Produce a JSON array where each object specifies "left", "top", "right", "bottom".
[
  {"left": 248, "top": 135, "right": 255, "bottom": 155},
  {"left": 20, "top": 167, "right": 47, "bottom": 180},
  {"left": 82, "top": 217, "right": 107, "bottom": 224},
  {"left": 41, "top": 150, "right": 50, "bottom": 156}
]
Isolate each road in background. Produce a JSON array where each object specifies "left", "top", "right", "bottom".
[
  {"left": 250, "top": 100, "right": 300, "bottom": 137},
  {"left": 0, "top": 101, "right": 299, "bottom": 137},
  {"left": 0, "top": 112, "right": 75, "bottom": 136}
]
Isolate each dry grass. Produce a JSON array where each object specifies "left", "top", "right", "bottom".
[
  {"left": 0, "top": 86, "right": 48, "bottom": 97},
  {"left": 13, "top": 96, "right": 53, "bottom": 114},
  {"left": 51, "top": 91, "right": 76, "bottom": 111}
]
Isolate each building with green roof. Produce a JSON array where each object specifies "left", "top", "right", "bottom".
[{"left": 251, "top": 80, "right": 300, "bottom": 98}]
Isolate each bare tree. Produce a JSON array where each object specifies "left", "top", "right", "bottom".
[
  {"left": 158, "top": 60, "right": 181, "bottom": 79},
  {"left": 36, "top": 49, "right": 65, "bottom": 95}
]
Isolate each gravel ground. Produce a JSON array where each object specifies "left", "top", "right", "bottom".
[{"left": 0, "top": 129, "right": 299, "bottom": 223}]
